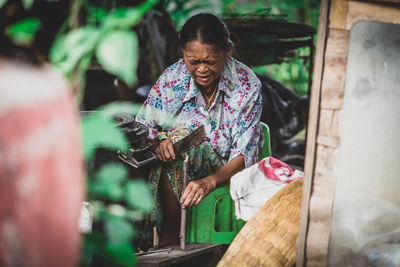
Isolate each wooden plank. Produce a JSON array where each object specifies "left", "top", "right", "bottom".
[
  {"left": 305, "top": 146, "right": 338, "bottom": 266},
  {"left": 138, "top": 243, "right": 223, "bottom": 267},
  {"left": 324, "top": 29, "right": 349, "bottom": 58},
  {"left": 320, "top": 56, "right": 346, "bottom": 109},
  {"left": 320, "top": 29, "right": 349, "bottom": 110},
  {"left": 314, "top": 145, "right": 338, "bottom": 176},
  {"left": 316, "top": 134, "right": 340, "bottom": 148},
  {"left": 306, "top": 170, "right": 337, "bottom": 266},
  {"left": 329, "top": 0, "right": 348, "bottom": 29},
  {"left": 318, "top": 109, "right": 340, "bottom": 137},
  {"left": 296, "top": 0, "right": 330, "bottom": 266},
  {"left": 347, "top": 1, "right": 400, "bottom": 30},
  {"left": 363, "top": 0, "right": 400, "bottom": 3}
]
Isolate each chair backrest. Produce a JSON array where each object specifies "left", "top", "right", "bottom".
[{"left": 259, "top": 121, "right": 272, "bottom": 160}]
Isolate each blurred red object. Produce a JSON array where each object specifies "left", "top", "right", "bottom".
[{"left": 0, "top": 58, "right": 84, "bottom": 267}]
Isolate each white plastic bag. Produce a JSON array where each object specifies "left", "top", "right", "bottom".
[
  {"left": 230, "top": 157, "right": 303, "bottom": 221},
  {"left": 329, "top": 191, "right": 400, "bottom": 267}
]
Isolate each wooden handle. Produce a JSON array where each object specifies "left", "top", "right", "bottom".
[{"left": 180, "top": 155, "right": 189, "bottom": 250}]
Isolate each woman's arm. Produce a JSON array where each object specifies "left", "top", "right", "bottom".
[{"left": 180, "top": 155, "right": 245, "bottom": 208}]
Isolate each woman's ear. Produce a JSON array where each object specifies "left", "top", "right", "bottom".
[
  {"left": 225, "top": 49, "right": 231, "bottom": 60},
  {"left": 227, "top": 39, "right": 236, "bottom": 58}
]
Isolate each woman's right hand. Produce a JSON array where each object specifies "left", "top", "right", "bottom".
[{"left": 154, "top": 139, "right": 176, "bottom": 162}]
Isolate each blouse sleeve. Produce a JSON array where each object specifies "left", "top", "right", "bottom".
[
  {"left": 135, "top": 75, "right": 168, "bottom": 140},
  {"left": 228, "top": 80, "right": 264, "bottom": 167}
]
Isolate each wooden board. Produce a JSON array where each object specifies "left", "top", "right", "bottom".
[
  {"left": 347, "top": 1, "right": 400, "bottom": 29},
  {"left": 296, "top": 0, "right": 330, "bottom": 266},
  {"left": 329, "top": 0, "right": 348, "bottom": 29},
  {"left": 137, "top": 243, "right": 223, "bottom": 267}
]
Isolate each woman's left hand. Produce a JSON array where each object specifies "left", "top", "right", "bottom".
[{"left": 180, "top": 177, "right": 216, "bottom": 208}]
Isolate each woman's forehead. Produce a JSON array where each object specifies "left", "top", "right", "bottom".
[{"left": 183, "top": 40, "right": 224, "bottom": 59}]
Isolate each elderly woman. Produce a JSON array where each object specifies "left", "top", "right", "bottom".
[{"left": 136, "top": 13, "right": 263, "bottom": 245}]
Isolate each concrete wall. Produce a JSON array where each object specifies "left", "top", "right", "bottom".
[{"left": 329, "top": 21, "right": 400, "bottom": 266}]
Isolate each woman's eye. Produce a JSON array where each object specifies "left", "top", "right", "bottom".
[{"left": 190, "top": 60, "right": 199, "bottom": 65}]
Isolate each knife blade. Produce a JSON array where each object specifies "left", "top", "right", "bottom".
[{"left": 173, "top": 125, "right": 206, "bottom": 155}]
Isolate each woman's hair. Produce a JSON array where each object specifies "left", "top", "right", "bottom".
[{"left": 178, "top": 13, "right": 233, "bottom": 52}]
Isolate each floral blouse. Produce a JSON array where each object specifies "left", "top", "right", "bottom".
[{"left": 135, "top": 57, "right": 264, "bottom": 167}]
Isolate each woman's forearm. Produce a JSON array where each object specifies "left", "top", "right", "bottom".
[
  {"left": 180, "top": 155, "right": 245, "bottom": 208},
  {"left": 206, "top": 155, "right": 245, "bottom": 188}
]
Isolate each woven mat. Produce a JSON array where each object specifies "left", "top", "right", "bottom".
[{"left": 217, "top": 179, "right": 303, "bottom": 267}]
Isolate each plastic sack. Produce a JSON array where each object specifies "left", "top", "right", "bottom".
[
  {"left": 328, "top": 191, "right": 400, "bottom": 267},
  {"left": 230, "top": 157, "right": 303, "bottom": 221}
]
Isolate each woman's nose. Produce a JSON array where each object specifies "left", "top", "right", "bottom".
[{"left": 197, "top": 64, "right": 208, "bottom": 73}]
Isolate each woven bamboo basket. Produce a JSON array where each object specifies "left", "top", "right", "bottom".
[{"left": 217, "top": 178, "right": 303, "bottom": 267}]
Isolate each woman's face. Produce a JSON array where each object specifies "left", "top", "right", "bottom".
[{"left": 183, "top": 39, "right": 228, "bottom": 91}]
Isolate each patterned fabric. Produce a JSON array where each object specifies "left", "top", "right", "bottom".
[
  {"left": 136, "top": 57, "right": 264, "bottom": 167},
  {"left": 149, "top": 129, "right": 224, "bottom": 229}
]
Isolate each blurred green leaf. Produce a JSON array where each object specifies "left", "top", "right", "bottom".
[
  {"left": 87, "top": 6, "right": 107, "bottom": 24},
  {"left": 105, "top": 216, "right": 135, "bottom": 244},
  {"left": 96, "top": 30, "right": 138, "bottom": 87},
  {"left": 49, "top": 34, "right": 67, "bottom": 63},
  {"left": 291, "top": 63, "right": 299, "bottom": 79},
  {"left": 81, "top": 232, "right": 104, "bottom": 266},
  {"left": 81, "top": 111, "right": 128, "bottom": 159},
  {"left": 5, "top": 18, "right": 41, "bottom": 46},
  {"left": 125, "top": 180, "right": 153, "bottom": 212},
  {"left": 50, "top": 26, "right": 100, "bottom": 75},
  {"left": 22, "top": 0, "right": 34, "bottom": 10},
  {"left": 105, "top": 242, "right": 136, "bottom": 267},
  {"left": 91, "top": 163, "right": 127, "bottom": 200},
  {"left": 75, "top": 52, "right": 93, "bottom": 100},
  {"left": 99, "top": 102, "right": 142, "bottom": 120},
  {"left": 0, "top": 0, "right": 6, "bottom": 9},
  {"left": 103, "top": 8, "right": 143, "bottom": 30},
  {"left": 102, "top": 0, "right": 157, "bottom": 30}
]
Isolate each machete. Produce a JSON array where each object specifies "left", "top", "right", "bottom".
[{"left": 173, "top": 125, "right": 206, "bottom": 155}]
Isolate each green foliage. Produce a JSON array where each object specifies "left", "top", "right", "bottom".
[
  {"left": 50, "top": 0, "right": 159, "bottom": 90},
  {"left": 81, "top": 111, "right": 128, "bottom": 159},
  {"left": 50, "top": 26, "right": 100, "bottom": 77},
  {"left": 105, "top": 242, "right": 136, "bottom": 267},
  {"left": 0, "top": 0, "right": 6, "bottom": 9},
  {"left": 80, "top": 101, "right": 174, "bottom": 266},
  {"left": 252, "top": 47, "right": 311, "bottom": 96},
  {"left": 91, "top": 163, "right": 127, "bottom": 201},
  {"left": 221, "top": 6, "right": 286, "bottom": 20},
  {"left": 82, "top": 161, "right": 149, "bottom": 267},
  {"left": 1, "top": 0, "right": 36, "bottom": 9},
  {"left": 5, "top": 18, "right": 41, "bottom": 46},
  {"left": 81, "top": 113, "right": 148, "bottom": 266},
  {"left": 22, "top": 0, "right": 34, "bottom": 10},
  {"left": 96, "top": 30, "right": 139, "bottom": 86},
  {"left": 82, "top": 212, "right": 138, "bottom": 266},
  {"left": 164, "top": 0, "right": 215, "bottom": 30},
  {"left": 125, "top": 180, "right": 153, "bottom": 213},
  {"left": 105, "top": 214, "right": 136, "bottom": 245}
]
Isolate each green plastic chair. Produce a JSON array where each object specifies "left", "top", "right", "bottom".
[
  {"left": 259, "top": 121, "right": 271, "bottom": 160},
  {"left": 186, "top": 121, "right": 271, "bottom": 243}
]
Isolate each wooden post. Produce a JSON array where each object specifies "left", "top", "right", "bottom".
[
  {"left": 180, "top": 155, "right": 189, "bottom": 250},
  {"left": 296, "top": 0, "right": 330, "bottom": 266}
]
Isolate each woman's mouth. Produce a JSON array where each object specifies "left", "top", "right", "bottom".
[{"left": 197, "top": 75, "right": 211, "bottom": 82}]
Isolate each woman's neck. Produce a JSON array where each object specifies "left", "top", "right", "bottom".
[
  {"left": 198, "top": 80, "right": 219, "bottom": 97},
  {"left": 199, "top": 82, "right": 219, "bottom": 109}
]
